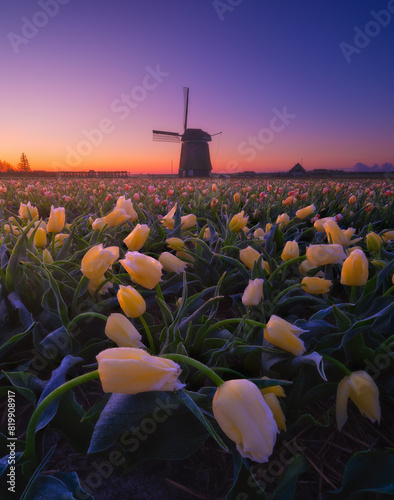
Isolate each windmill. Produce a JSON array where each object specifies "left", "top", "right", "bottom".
[{"left": 153, "top": 87, "right": 218, "bottom": 178}]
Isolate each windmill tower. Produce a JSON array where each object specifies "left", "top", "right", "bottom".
[{"left": 153, "top": 87, "right": 216, "bottom": 178}]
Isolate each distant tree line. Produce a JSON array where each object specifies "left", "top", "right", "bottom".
[{"left": 0, "top": 153, "right": 31, "bottom": 172}]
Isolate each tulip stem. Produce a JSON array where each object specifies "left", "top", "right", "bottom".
[
  {"left": 161, "top": 354, "right": 225, "bottom": 386},
  {"left": 140, "top": 315, "right": 155, "bottom": 354},
  {"left": 68, "top": 312, "right": 108, "bottom": 332},
  {"left": 383, "top": 285, "right": 394, "bottom": 296},
  {"left": 321, "top": 354, "right": 352, "bottom": 376},
  {"left": 51, "top": 232, "right": 55, "bottom": 255},
  {"left": 155, "top": 283, "right": 165, "bottom": 303},
  {"left": 23, "top": 369, "right": 100, "bottom": 476},
  {"left": 350, "top": 286, "right": 357, "bottom": 304}
]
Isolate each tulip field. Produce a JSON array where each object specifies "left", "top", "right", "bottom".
[{"left": 0, "top": 176, "right": 393, "bottom": 499}]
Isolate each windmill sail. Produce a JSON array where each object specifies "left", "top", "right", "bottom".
[
  {"left": 152, "top": 130, "right": 181, "bottom": 142},
  {"left": 183, "top": 87, "right": 189, "bottom": 132}
]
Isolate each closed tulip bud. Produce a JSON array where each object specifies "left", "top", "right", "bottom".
[
  {"left": 159, "top": 252, "right": 187, "bottom": 274},
  {"left": 239, "top": 246, "right": 260, "bottom": 270},
  {"left": 264, "top": 315, "right": 307, "bottom": 356},
  {"left": 166, "top": 237, "right": 185, "bottom": 251},
  {"left": 301, "top": 276, "right": 332, "bottom": 294},
  {"left": 34, "top": 227, "right": 47, "bottom": 248},
  {"left": 229, "top": 210, "right": 249, "bottom": 233},
  {"left": 299, "top": 259, "right": 316, "bottom": 276},
  {"left": 242, "top": 278, "right": 264, "bottom": 306},
  {"left": 323, "top": 220, "right": 350, "bottom": 246},
  {"left": 295, "top": 204, "right": 315, "bottom": 219},
  {"left": 203, "top": 227, "right": 211, "bottom": 239},
  {"left": 275, "top": 213, "right": 289, "bottom": 227},
  {"left": 233, "top": 192, "right": 241, "bottom": 203},
  {"left": 366, "top": 232, "right": 382, "bottom": 253},
  {"left": 92, "top": 217, "right": 106, "bottom": 231},
  {"left": 175, "top": 250, "right": 194, "bottom": 265},
  {"left": 212, "top": 379, "right": 278, "bottom": 463},
  {"left": 181, "top": 214, "right": 197, "bottom": 229},
  {"left": 117, "top": 285, "right": 146, "bottom": 317},
  {"left": 349, "top": 195, "right": 357, "bottom": 204},
  {"left": 123, "top": 224, "right": 150, "bottom": 251},
  {"left": 105, "top": 313, "right": 145, "bottom": 348},
  {"left": 263, "top": 393, "right": 286, "bottom": 431},
  {"left": 103, "top": 208, "right": 131, "bottom": 227},
  {"left": 120, "top": 251, "right": 162, "bottom": 289},
  {"left": 261, "top": 377, "right": 286, "bottom": 398},
  {"left": 97, "top": 348, "right": 185, "bottom": 394},
  {"left": 115, "top": 196, "right": 138, "bottom": 221},
  {"left": 265, "top": 223, "right": 273, "bottom": 233},
  {"left": 306, "top": 244, "right": 347, "bottom": 266},
  {"left": 281, "top": 241, "right": 299, "bottom": 261},
  {"left": 42, "top": 248, "right": 53, "bottom": 264},
  {"left": 19, "top": 201, "right": 39, "bottom": 220},
  {"left": 336, "top": 371, "right": 380, "bottom": 431},
  {"left": 340, "top": 248, "right": 368, "bottom": 286},
  {"left": 253, "top": 228, "right": 265, "bottom": 240},
  {"left": 47, "top": 206, "right": 65, "bottom": 233},
  {"left": 381, "top": 231, "right": 394, "bottom": 242},
  {"left": 81, "top": 244, "right": 119, "bottom": 281}
]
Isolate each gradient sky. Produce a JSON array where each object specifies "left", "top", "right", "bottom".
[{"left": 1, "top": 0, "right": 393, "bottom": 174}]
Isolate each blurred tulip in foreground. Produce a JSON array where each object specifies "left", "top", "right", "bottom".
[
  {"left": 296, "top": 204, "right": 315, "bottom": 219},
  {"left": 229, "top": 210, "right": 249, "bottom": 233},
  {"left": 123, "top": 224, "right": 150, "bottom": 251},
  {"left": 281, "top": 240, "right": 299, "bottom": 261},
  {"left": 81, "top": 244, "right": 119, "bottom": 281},
  {"left": 306, "top": 244, "right": 346, "bottom": 266}
]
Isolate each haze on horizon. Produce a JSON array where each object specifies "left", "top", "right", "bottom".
[{"left": 1, "top": 0, "right": 393, "bottom": 175}]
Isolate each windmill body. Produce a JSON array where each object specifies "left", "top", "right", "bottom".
[{"left": 153, "top": 88, "right": 214, "bottom": 178}]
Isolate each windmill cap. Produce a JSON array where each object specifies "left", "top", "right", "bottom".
[{"left": 181, "top": 129, "right": 212, "bottom": 142}]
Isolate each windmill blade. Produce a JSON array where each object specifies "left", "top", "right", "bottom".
[
  {"left": 183, "top": 87, "right": 189, "bottom": 132},
  {"left": 152, "top": 130, "right": 181, "bottom": 142}
]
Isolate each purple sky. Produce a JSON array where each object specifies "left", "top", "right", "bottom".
[{"left": 1, "top": 0, "right": 393, "bottom": 173}]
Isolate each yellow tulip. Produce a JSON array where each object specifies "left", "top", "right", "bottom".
[
  {"left": 105, "top": 313, "right": 145, "bottom": 348},
  {"left": 313, "top": 216, "right": 335, "bottom": 233},
  {"left": 264, "top": 315, "right": 307, "bottom": 356},
  {"left": 103, "top": 208, "right": 131, "bottom": 227},
  {"left": 275, "top": 213, "right": 289, "bottom": 227},
  {"left": 212, "top": 379, "right": 278, "bottom": 463},
  {"left": 123, "top": 224, "right": 150, "bottom": 251},
  {"left": 381, "top": 231, "right": 394, "bottom": 242},
  {"left": 306, "top": 244, "right": 346, "bottom": 266},
  {"left": 239, "top": 246, "right": 260, "bottom": 270},
  {"left": 261, "top": 377, "right": 286, "bottom": 398},
  {"left": 295, "top": 204, "right": 315, "bottom": 219},
  {"left": 281, "top": 241, "right": 299, "bottom": 261},
  {"left": 47, "top": 206, "right": 65, "bottom": 233},
  {"left": 340, "top": 248, "right": 368, "bottom": 286},
  {"left": 322, "top": 220, "right": 350, "bottom": 246},
  {"left": 229, "top": 210, "right": 249, "bottom": 233},
  {"left": 158, "top": 252, "right": 187, "bottom": 274},
  {"left": 97, "top": 348, "right": 185, "bottom": 394},
  {"left": 299, "top": 259, "right": 316, "bottom": 276},
  {"left": 87, "top": 275, "right": 113, "bottom": 297},
  {"left": 233, "top": 192, "right": 241, "bottom": 203},
  {"left": 366, "top": 232, "right": 382, "bottom": 253},
  {"left": 242, "top": 278, "right": 264, "bottom": 306},
  {"left": 115, "top": 196, "right": 138, "bottom": 221},
  {"left": 181, "top": 214, "right": 197, "bottom": 229},
  {"left": 120, "top": 251, "right": 162, "bottom": 289},
  {"left": 161, "top": 204, "right": 177, "bottom": 229},
  {"left": 263, "top": 393, "right": 286, "bottom": 431},
  {"left": 117, "top": 285, "right": 146, "bottom": 318},
  {"left": 33, "top": 227, "right": 47, "bottom": 248},
  {"left": 336, "top": 371, "right": 380, "bottom": 431},
  {"left": 81, "top": 244, "right": 119, "bottom": 281},
  {"left": 19, "top": 201, "right": 38, "bottom": 220},
  {"left": 253, "top": 228, "right": 265, "bottom": 240},
  {"left": 349, "top": 195, "right": 357, "bottom": 204},
  {"left": 91, "top": 217, "right": 106, "bottom": 231},
  {"left": 166, "top": 237, "right": 185, "bottom": 251},
  {"left": 42, "top": 248, "right": 53, "bottom": 264},
  {"left": 301, "top": 276, "right": 332, "bottom": 294}
]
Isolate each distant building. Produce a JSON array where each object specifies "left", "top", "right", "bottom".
[{"left": 288, "top": 163, "right": 306, "bottom": 177}]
